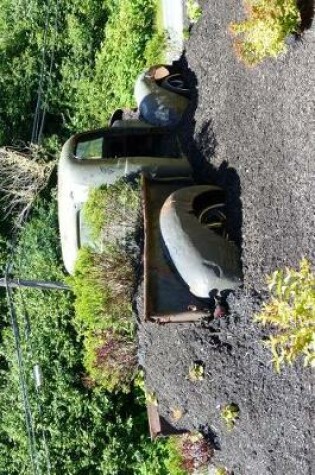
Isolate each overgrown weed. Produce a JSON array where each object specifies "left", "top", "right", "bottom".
[
  {"left": 255, "top": 259, "right": 315, "bottom": 371},
  {"left": 230, "top": 0, "right": 301, "bottom": 66}
]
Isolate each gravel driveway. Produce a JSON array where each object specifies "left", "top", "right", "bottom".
[{"left": 139, "top": 1, "right": 315, "bottom": 474}]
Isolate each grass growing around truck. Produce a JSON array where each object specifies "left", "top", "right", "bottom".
[
  {"left": 69, "top": 179, "right": 141, "bottom": 392},
  {"left": 229, "top": 0, "right": 301, "bottom": 66}
]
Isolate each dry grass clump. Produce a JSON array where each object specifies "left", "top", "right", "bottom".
[{"left": 0, "top": 146, "right": 55, "bottom": 224}]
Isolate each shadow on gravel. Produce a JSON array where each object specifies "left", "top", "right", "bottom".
[
  {"left": 297, "top": 0, "right": 315, "bottom": 31},
  {"left": 175, "top": 55, "right": 243, "bottom": 247}
]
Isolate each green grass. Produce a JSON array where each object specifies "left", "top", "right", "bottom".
[
  {"left": 69, "top": 180, "right": 142, "bottom": 392},
  {"left": 82, "top": 179, "right": 140, "bottom": 241}
]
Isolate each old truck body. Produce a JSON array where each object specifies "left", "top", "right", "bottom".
[{"left": 57, "top": 64, "right": 242, "bottom": 438}]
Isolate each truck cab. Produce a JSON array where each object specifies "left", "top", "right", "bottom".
[{"left": 58, "top": 124, "right": 192, "bottom": 274}]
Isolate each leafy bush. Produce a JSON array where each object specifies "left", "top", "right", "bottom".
[
  {"left": 70, "top": 0, "right": 163, "bottom": 129},
  {"left": 229, "top": 0, "right": 301, "bottom": 66},
  {"left": 0, "top": 0, "right": 164, "bottom": 143},
  {"left": 255, "top": 259, "right": 315, "bottom": 371},
  {"left": 0, "top": 199, "right": 181, "bottom": 474}
]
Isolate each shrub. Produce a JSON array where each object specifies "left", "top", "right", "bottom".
[
  {"left": 229, "top": 0, "right": 301, "bottom": 66},
  {"left": 73, "top": 0, "right": 163, "bottom": 129},
  {"left": 71, "top": 179, "right": 141, "bottom": 390},
  {"left": 255, "top": 259, "right": 315, "bottom": 371}
]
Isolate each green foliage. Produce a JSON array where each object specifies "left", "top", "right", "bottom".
[
  {"left": 186, "top": 0, "right": 202, "bottom": 22},
  {"left": 0, "top": 199, "right": 181, "bottom": 474},
  {"left": 69, "top": 0, "right": 162, "bottom": 130},
  {"left": 70, "top": 180, "right": 141, "bottom": 392},
  {"left": 220, "top": 403, "right": 240, "bottom": 430},
  {"left": 144, "top": 31, "right": 167, "bottom": 66},
  {"left": 164, "top": 437, "right": 187, "bottom": 475},
  {"left": 255, "top": 259, "right": 315, "bottom": 371},
  {"left": 0, "top": 0, "right": 164, "bottom": 144},
  {"left": 229, "top": 0, "right": 300, "bottom": 66}
]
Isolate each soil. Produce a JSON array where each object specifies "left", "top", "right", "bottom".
[{"left": 137, "top": 1, "right": 315, "bottom": 474}]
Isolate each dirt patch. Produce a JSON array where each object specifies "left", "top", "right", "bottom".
[{"left": 138, "top": 1, "right": 315, "bottom": 473}]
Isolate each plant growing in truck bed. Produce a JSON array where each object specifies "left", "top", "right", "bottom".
[
  {"left": 70, "top": 244, "right": 136, "bottom": 391},
  {"left": 83, "top": 179, "right": 140, "bottom": 241},
  {"left": 69, "top": 180, "right": 141, "bottom": 391},
  {"left": 84, "top": 328, "right": 137, "bottom": 393},
  {"left": 255, "top": 259, "right": 315, "bottom": 371},
  {"left": 229, "top": 0, "right": 300, "bottom": 66}
]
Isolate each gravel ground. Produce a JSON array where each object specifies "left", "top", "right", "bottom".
[{"left": 138, "top": 1, "right": 315, "bottom": 474}]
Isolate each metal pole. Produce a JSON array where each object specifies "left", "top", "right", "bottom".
[{"left": 0, "top": 278, "right": 70, "bottom": 291}]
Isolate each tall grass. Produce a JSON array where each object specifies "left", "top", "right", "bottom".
[{"left": 69, "top": 179, "right": 141, "bottom": 392}]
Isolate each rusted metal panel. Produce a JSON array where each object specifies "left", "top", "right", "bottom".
[{"left": 149, "top": 310, "right": 210, "bottom": 324}]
